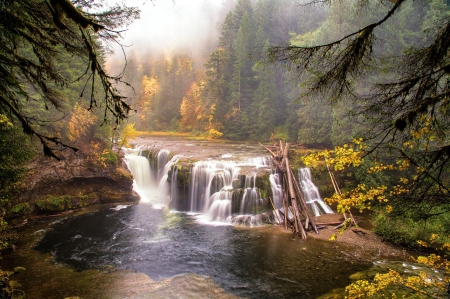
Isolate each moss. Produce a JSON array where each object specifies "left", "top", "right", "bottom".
[
  {"left": 0, "top": 268, "right": 25, "bottom": 299},
  {"left": 34, "top": 195, "right": 72, "bottom": 213},
  {"left": 256, "top": 173, "right": 271, "bottom": 199},
  {"left": 13, "top": 267, "right": 25, "bottom": 274},
  {"left": 102, "top": 149, "right": 118, "bottom": 165},
  {"left": 114, "top": 167, "right": 133, "bottom": 181},
  {"left": 176, "top": 165, "right": 190, "bottom": 187},
  {"left": 8, "top": 203, "right": 32, "bottom": 218}
]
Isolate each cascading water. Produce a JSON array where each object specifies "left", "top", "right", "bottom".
[
  {"left": 240, "top": 173, "right": 263, "bottom": 214},
  {"left": 269, "top": 172, "right": 284, "bottom": 223},
  {"left": 125, "top": 149, "right": 177, "bottom": 208},
  {"left": 156, "top": 149, "right": 170, "bottom": 182},
  {"left": 188, "top": 160, "right": 239, "bottom": 223},
  {"left": 298, "top": 168, "right": 333, "bottom": 216},
  {"left": 127, "top": 147, "right": 332, "bottom": 226},
  {"left": 187, "top": 158, "right": 273, "bottom": 225},
  {"left": 125, "top": 155, "right": 154, "bottom": 203}
]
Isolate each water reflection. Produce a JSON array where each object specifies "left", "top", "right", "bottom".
[{"left": 34, "top": 204, "right": 370, "bottom": 298}]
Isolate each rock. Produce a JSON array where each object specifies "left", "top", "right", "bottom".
[
  {"left": 232, "top": 179, "right": 241, "bottom": 189},
  {"left": 9, "top": 151, "right": 135, "bottom": 218},
  {"left": 13, "top": 267, "right": 26, "bottom": 274}
]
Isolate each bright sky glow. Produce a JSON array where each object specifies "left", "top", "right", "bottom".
[{"left": 108, "top": 0, "right": 228, "bottom": 64}]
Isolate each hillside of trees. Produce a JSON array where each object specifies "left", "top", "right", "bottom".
[
  {"left": 108, "top": 0, "right": 331, "bottom": 143},
  {"left": 109, "top": 0, "right": 449, "bottom": 150}
]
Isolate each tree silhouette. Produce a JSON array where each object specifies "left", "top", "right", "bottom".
[{"left": 0, "top": 0, "right": 139, "bottom": 158}]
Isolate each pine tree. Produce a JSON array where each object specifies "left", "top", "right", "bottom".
[{"left": 0, "top": 0, "right": 139, "bottom": 157}]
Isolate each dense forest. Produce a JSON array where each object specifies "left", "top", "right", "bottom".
[{"left": 108, "top": 0, "right": 330, "bottom": 143}]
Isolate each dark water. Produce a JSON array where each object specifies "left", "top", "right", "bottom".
[{"left": 34, "top": 204, "right": 370, "bottom": 299}]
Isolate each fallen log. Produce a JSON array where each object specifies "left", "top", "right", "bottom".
[
  {"left": 284, "top": 143, "right": 307, "bottom": 239},
  {"left": 259, "top": 142, "right": 277, "bottom": 158},
  {"left": 260, "top": 142, "right": 285, "bottom": 172},
  {"left": 269, "top": 197, "right": 282, "bottom": 225},
  {"left": 278, "top": 210, "right": 294, "bottom": 226},
  {"left": 315, "top": 221, "right": 342, "bottom": 226},
  {"left": 290, "top": 168, "right": 319, "bottom": 234}
]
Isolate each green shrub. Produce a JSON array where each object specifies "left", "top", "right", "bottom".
[
  {"left": 8, "top": 203, "right": 32, "bottom": 218},
  {"left": 102, "top": 149, "right": 118, "bottom": 165},
  {"left": 373, "top": 208, "right": 450, "bottom": 249}
]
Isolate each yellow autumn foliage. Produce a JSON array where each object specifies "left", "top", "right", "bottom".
[
  {"left": 117, "top": 123, "right": 138, "bottom": 150},
  {"left": 304, "top": 139, "right": 450, "bottom": 298},
  {"left": 346, "top": 238, "right": 450, "bottom": 298},
  {"left": 68, "top": 103, "right": 97, "bottom": 142}
]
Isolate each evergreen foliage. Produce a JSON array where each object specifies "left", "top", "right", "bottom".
[
  {"left": 269, "top": 0, "right": 450, "bottom": 220},
  {"left": 0, "top": 0, "right": 139, "bottom": 158}
]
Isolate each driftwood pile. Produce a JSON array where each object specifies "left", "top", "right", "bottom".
[{"left": 260, "top": 141, "right": 318, "bottom": 239}]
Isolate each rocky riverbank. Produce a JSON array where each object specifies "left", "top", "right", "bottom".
[{"left": 7, "top": 150, "right": 138, "bottom": 221}]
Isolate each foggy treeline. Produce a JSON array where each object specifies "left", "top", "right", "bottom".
[{"left": 108, "top": 0, "right": 443, "bottom": 145}]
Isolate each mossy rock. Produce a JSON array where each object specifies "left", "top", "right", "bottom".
[
  {"left": 102, "top": 149, "right": 119, "bottom": 165},
  {"left": 13, "top": 267, "right": 25, "bottom": 274},
  {"left": 34, "top": 195, "right": 71, "bottom": 213},
  {"left": 7, "top": 203, "right": 32, "bottom": 218},
  {"left": 232, "top": 179, "right": 241, "bottom": 189},
  {"left": 113, "top": 167, "right": 134, "bottom": 182},
  {"left": 99, "top": 190, "right": 132, "bottom": 203}
]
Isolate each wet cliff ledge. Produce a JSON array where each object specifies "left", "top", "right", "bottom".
[{"left": 8, "top": 151, "right": 138, "bottom": 219}]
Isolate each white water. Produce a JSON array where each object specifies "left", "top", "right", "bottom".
[
  {"left": 298, "top": 168, "right": 333, "bottom": 216},
  {"left": 269, "top": 173, "right": 284, "bottom": 223},
  {"left": 125, "top": 149, "right": 177, "bottom": 208},
  {"left": 125, "top": 147, "right": 331, "bottom": 225},
  {"left": 188, "top": 160, "right": 239, "bottom": 223},
  {"left": 188, "top": 158, "right": 271, "bottom": 224}
]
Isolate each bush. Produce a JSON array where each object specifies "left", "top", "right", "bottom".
[
  {"left": 208, "top": 129, "right": 223, "bottom": 139},
  {"left": 8, "top": 203, "right": 32, "bottom": 218},
  {"left": 373, "top": 208, "right": 450, "bottom": 250}
]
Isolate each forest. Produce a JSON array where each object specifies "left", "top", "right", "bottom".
[
  {"left": 108, "top": 0, "right": 327, "bottom": 142},
  {"left": 1, "top": 0, "right": 450, "bottom": 298}
]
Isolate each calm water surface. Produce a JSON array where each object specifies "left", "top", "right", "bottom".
[{"left": 32, "top": 204, "right": 370, "bottom": 298}]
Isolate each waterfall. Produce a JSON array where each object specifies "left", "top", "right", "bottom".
[
  {"left": 156, "top": 149, "right": 170, "bottom": 182},
  {"left": 156, "top": 153, "right": 179, "bottom": 208},
  {"left": 269, "top": 173, "right": 283, "bottom": 209},
  {"left": 125, "top": 155, "right": 155, "bottom": 203},
  {"left": 240, "top": 173, "right": 263, "bottom": 215},
  {"left": 126, "top": 147, "right": 276, "bottom": 225},
  {"left": 188, "top": 160, "right": 240, "bottom": 222},
  {"left": 298, "top": 168, "right": 333, "bottom": 216},
  {"left": 187, "top": 158, "right": 274, "bottom": 225},
  {"left": 170, "top": 166, "right": 178, "bottom": 208},
  {"left": 269, "top": 172, "right": 283, "bottom": 223},
  {"left": 125, "top": 145, "right": 334, "bottom": 225},
  {"left": 125, "top": 149, "right": 178, "bottom": 208}
]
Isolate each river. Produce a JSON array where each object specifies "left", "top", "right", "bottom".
[{"left": 3, "top": 137, "right": 377, "bottom": 298}]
